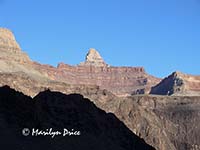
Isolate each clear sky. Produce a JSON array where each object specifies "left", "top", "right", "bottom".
[{"left": 0, "top": 0, "right": 199, "bottom": 77}]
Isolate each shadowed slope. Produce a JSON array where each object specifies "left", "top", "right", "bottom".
[{"left": 0, "top": 86, "right": 155, "bottom": 150}]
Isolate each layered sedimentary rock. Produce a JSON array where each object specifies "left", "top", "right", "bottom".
[
  {"left": 0, "top": 28, "right": 30, "bottom": 63},
  {"left": 0, "top": 28, "right": 160, "bottom": 96},
  {"left": 33, "top": 50, "right": 160, "bottom": 96},
  {"left": 150, "top": 71, "right": 200, "bottom": 96},
  {"left": 0, "top": 28, "right": 50, "bottom": 82},
  {"left": 32, "top": 47, "right": 160, "bottom": 96},
  {"left": 55, "top": 63, "right": 160, "bottom": 96},
  {"left": 32, "top": 52, "right": 161, "bottom": 96}
]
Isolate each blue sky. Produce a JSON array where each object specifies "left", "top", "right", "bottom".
[{"left": 0, "top": 0, "right": 200, "bottom": 77}]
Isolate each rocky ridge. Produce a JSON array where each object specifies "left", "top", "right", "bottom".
[
  {"left": 32, "top": 48, "right": 160, "bottom": 96},
  {"left": 0, "top": 28, "right": 161, "bottom": 96},
  {"left": 0, "top": 86, "right": 155, "bottom": 150},
  {"left": 150, "top": 71, "right": 200, "bottom": 96}
]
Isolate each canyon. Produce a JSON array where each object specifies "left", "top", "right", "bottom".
[{"left": 0, "top": 27, "right": 200, "bottom": 150}]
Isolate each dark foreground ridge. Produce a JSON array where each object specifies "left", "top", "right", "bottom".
[{"left": 0, "top": 86, "right": 155, "bottom": 150}]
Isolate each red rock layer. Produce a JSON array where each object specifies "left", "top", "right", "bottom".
[{"left": 32, "top": 62, "right": 160, "bottom": 96}]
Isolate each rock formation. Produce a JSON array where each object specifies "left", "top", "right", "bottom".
[
  {"left": 0, "top": 28, "right": 30, "bottom": 63},
  {"left": 0, "top": 28, "right": 161, "bottom": 96},
  {"left": 0, "top": 28, "right": 50, "bottom": 82},
  {"left": 79, "top": 48, "right": 107, "bottom": 67},
  {"left": 35, "top": 49, "right": 160, "bottom": 96},
  {"left": 150, "top": 71, "right": 200, "bottom": 96},
  {"left": 0, "top": 28, "right": 21, "bottom": 50},
  {"left": 52, "top": 63, "right": 160, "bottom": 96}
]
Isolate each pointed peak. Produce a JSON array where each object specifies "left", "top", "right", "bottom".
[
  {"left": 0, "top": 27, "right": 31, "bottom": 63},
  {"left": 88, "top": 48, "right": 98, "bottom": 53},
  {"left": 171, "top": 71, "right": 185, "bottom": 78},
  {"left": 0, "top": 27, "right": 21, "bottom": 50},
  {"left": 80, "top": 48, "right": 108, "bottom": 67},
  {"left": 86, "top": 48, "right": 104, "bottom": 61}
]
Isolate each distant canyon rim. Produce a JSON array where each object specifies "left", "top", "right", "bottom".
[{"left": 0, "top": 27, "right": 199, "bottom": 97}]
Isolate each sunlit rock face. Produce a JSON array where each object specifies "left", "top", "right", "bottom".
[
  {"left": 0, "top": 28, "right": 21, "bottom": 50},
  {"left": 0, "top": 28, "right": 31, "bottom": 64},
  {"left": 79, "top": 48, "right": 107, "bottom": 67}
]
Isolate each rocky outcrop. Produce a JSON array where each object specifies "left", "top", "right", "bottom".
[
  {"left": 150, "top": 72, "right": 200, "bottom": 96},
  {"left": 79, "top": 48, "right": 107, "bottom": 67},
  {"left": 0, "top": 28, "right": 50, "bottom": 83},
  {"left": 0, "top": 86, "right": 155, "bottom": 150},
  {"left": 0, "top": 28, "right": 21, "bottom": 50},
  {"left": 0, "top": 28, "right": 30, "bottom": 63}
]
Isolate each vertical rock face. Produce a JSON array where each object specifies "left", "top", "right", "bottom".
[
  {"left": 0, "top": 27, "right": 30, "bottom": 64},
  {"left": 80, "top": 48, "right": 107, "bottom": 67},
  {"left": 0, "top": 28, "right": 21, "bottom": 50},
  {"left": 0, "top": 28, "right": 47, "bottom": 81}
]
